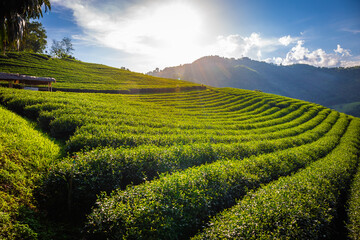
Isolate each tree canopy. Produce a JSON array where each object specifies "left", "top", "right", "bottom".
[
  {"left": 20, "top": 21, "right": 47, "bottom": 53},
  {"left": 50, "top": 37, "right": 74, "bottom": 58},
  {"left": 0, "top": 0, "right": 51, "bottom": 53}
]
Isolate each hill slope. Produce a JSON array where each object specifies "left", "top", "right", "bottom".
[
  {"left": 0, "top": 86, "right": 359, "bottom": 239},
  {"left": 0, "top": 52, "right": 203, "bottom": 92},
  {"left": 148, "top": 56, "right": 360, "bottom": 116},
  {"left": 0, "top": 105, "right": 60, "bottom": 239}
]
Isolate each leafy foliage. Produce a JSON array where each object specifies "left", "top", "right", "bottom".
[
  {"left": 1, "top": 21, "right": 47, "bottom": 53},
  {"left": 193, "top": 118, "right": 360, "bottom": 239},
  {"left": 0, "top": 52, "right": 202, "bottom": 91},
  {"left": 0, "top": 105, "right": 60, "bottom": 239},
  {"left": 40, "top": 108, "right": 339, "bottom": 221},
  {"left": 21, "top": 21, "right": 47, "bottom": 53},
  {"left": 50, "top": 37, "right": 74, "bottom": 59},
  {"left": 0, "top": 82, "right": 359, "bottom": 239},
  {"left": 347, "top": 162, "right": 360, "bottom": 240},
  {"left": 84, "top": 113, "right": 350, "bottom": 239},
  {"left": 0, "top": 0, "right": 50, "bottom": 53}
]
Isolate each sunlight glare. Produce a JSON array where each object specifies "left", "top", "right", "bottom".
[
  {"left": 143, "top": 2, "right": 205, "bottom": 67},
  {"left": 110, "top": 1, "right": 204, "bottom": 64}
]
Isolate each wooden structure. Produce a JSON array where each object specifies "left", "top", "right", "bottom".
[{"left": 0, "top": 72, "right": 56, "bottom": 91}]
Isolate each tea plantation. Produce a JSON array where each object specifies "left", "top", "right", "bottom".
[
  {"left": 0, "top": 54, "right": 359, "bottom": 239},
  {"left": 0, "top": 105, "right": 60, "bottom": 239},
  {"left": 0, "top": 52, "right": 201, "bottom": 92}
]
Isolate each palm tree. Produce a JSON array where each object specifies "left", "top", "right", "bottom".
[{"left": 0, "top": 0, "right": 51, "bottom": 54}]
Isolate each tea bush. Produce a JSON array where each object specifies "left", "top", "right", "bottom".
[
  {"left": 40, "top": 108, "right": 338, "bottom": 220},
  {"left": 0, "top": 106, "right": 60, "bottom": 239},
  {"left": 347, "top": 162, "right": 360, "bottom": 240},
  {"left": 84, "top": 114, "right": 349, "bottom": 239},
  {"left": 194, "top": 118, "right": 360, "bottom": 239},
  {"left": 0, "top": 52, "right": 201, "bottom": 91},
  {"left": 0, "top": 85, "right": 358, "bottom": 239}
]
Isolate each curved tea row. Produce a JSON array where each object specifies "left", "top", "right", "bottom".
[{"left": 0, "top": 86, "right": 359, "bottom": 239}]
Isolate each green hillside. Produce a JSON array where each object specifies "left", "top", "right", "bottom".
[
  {"left": 149, "top": 56, "right": 360, "bottom": 117},
  {"left": 0, "top": 105, "right": 60, "bottom": 239},
  {"left": 0, "top": 52, "right": 202, "bottom": 92},
  {"left": 0, "top": 84, "right": 359, "bottom": 239}
]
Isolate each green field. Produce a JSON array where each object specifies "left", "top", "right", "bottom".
[
  {"left": 0, "top": 52, "right": 202, "bottom": 92},
  {"left": 0, "top": 105, "right": 60, "bottom": 239},
  {"left": 0, "top": 53, "right": 359, "bottom": 239}
]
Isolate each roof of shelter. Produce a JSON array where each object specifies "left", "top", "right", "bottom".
[{"left": 0, "top": 72, "right": 56, "bottom": 85}]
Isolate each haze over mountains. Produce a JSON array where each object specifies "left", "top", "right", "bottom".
[{"left": 147, "top": 56, "right": 360, "bottom": 117}]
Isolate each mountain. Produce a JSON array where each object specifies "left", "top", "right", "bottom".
[{"left": 148, "top": 56, "right": 360, "bottom": 116}]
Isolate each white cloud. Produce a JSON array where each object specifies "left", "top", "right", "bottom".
[
  {"left": 216, "top": 35, "right": 242, "bottom": 55},
  {"left": 278, "top": 35, "right": 296, "bottom": 46},
  {"left": 265, "top": 57, "right": 284, "bottom": 65},
  {"left": 213, "top": 33, "right": 286, "bottom": 60},
  {"left": 257, "top": 50, "right": 262, "bottom": 59},
  {"left": 334, "top": 44, "right": 351, "bottom": 57},
  {"left": 51, "top": 0, "right": 293, "bottom": 70},
  {"left": 52, "top": 0, "right": 210, "bottom": 70},
  {"left": 340, "top": 60, "right": 360, "bottom": 67},
  {"left": 266, "top": 41, "right": 358, "bottom": 68},
  {"left": 281, "top": 40, "right": 339, "bottom": 67},
  {"left": 339, "top": 54, "right": 360, "bottom": 67},
  {"left": 50, "top": 0, "right": 360, "bottom": 71}
]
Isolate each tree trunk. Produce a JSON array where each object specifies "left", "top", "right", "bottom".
[{"left": 2, "top": 41, "right": 5, "bottom": 55}]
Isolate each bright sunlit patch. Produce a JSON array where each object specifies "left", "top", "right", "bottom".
[
  {"left": 150, "top": 3, "right": 203, "bottom": 43},
  {"left": 52, "top": 0, "right": 215, "bottom": 71},
  {"left": 96, "top": 1, "right": 205, "bottom": 66},
  {"left": 147, "top": 2, "right": 205, "bottom": 65}
]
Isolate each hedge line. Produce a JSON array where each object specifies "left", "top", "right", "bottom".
[
  {"left": 347, "top": 160, "right": 360, "bottom": 240},
  {"left": 38, "top": 109, "right": 337, "bottom": 220},
  {"left": 83, "top": 114, "right": 349, "bottom": 239},
  {"left": 0, "top": 106, "right": 60, "bottom": 239},
  {"left": 194, "top": 118, "right": 360, "bottom": 239},
  {"left": 65, "top": 104, "right": 319, "bottom": 153}
]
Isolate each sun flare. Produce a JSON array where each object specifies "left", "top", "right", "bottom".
[
  {"left": 100, "top": 1, "right": 205, "bottom": 67},
  {"left": 149, "top": 2, "right": 204, "bottom": 63}
]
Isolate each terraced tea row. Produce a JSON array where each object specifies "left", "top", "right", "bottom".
[
  {"left": 84, "top": 113, "right": 350, "bottom": 239},
  {"left": 193, "top": 118, "right": 360, "bottom": 239},
  {"left": 0, "top": 88, "right": 324, "bottom": 154},
  {"left": 67, "top": 107, "right": 330, "bottom": 147},
  {"left": 0, "top": 52, "right": 201, "bottom": 91},
  {"left": 347, "top": 161, "right": 360, "bottom": 240},
  {"left": 0, "top": 106, "right": 60, "bottom": 238},
  {"left": 0, "top": 86, "right": 358, "bottom": 239},
  {"left": 40, "top": 108, "right": 339, "bottom": 220}
]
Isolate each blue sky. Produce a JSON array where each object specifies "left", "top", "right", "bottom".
[{"left": 39, "top": 0, "right": 360, "bottom": 73}]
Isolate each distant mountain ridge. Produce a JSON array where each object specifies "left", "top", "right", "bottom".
[{"left": 147, "top": 56, "right": 360, "bottom": 116}]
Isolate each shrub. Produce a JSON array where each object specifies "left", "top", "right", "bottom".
[
  {"left": 0, "top": 106, "right": 60, "bottom": 238},
  {"left": 347, "top": 163, "right": 360, "bottom": 239},
  {"left": 39, "top": 109, "right": 337, "bottom": 222},
  {"left": 194, "top": 119, "right": 360, "bottom": 239},
  {"left": 84, "top": 115, "right": 348, "bottom": 239}
]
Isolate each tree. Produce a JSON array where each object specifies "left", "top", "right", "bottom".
[
  {"left": 20, "top": 21, "right": 47, "bottom": 53},
  {"left": 62, "top": 37, "right": 73, "bottom": 55},
  {"left": 50, "top": 37, "right": 74, "bottom": 58},
  {"left": 0, "top": 0, "right": 51, "bottom": 54},
  {"left": 1, "top": 20, "right": 48, "bottom": 53}
]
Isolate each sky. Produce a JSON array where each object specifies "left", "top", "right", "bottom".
[{"left": 39, "top": 0, "right": 360, "bottom": 73}]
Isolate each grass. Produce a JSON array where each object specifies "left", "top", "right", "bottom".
[
  {"left": 0, "top": 54, "right": 359, "bottom": 239},
  {"left": 0, "top": 105, "right": 60, "bottom": 239},
  {"left": 0, "top": 52, "right": 202, "bottom": 91}
]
